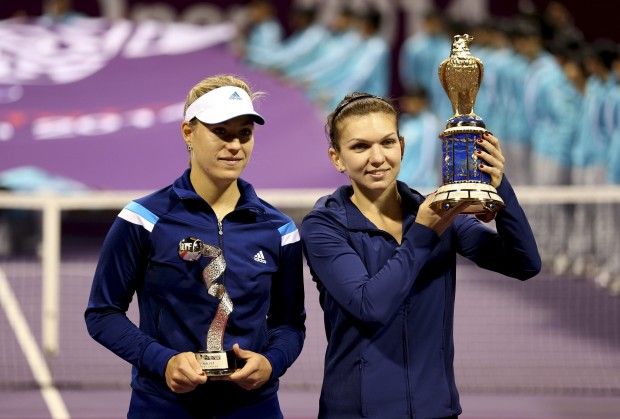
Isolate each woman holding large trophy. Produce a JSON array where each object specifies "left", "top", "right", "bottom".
[
  {"left": 85, "top": 75, "right": 306, "bottom": 418},
  {"left": 301, "top": 35, "right": 541, "bottom": 418}
]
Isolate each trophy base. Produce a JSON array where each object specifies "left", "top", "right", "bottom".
[
  {"left": 430, "top": 182, "right": 505, "bottom": 215},
  {"left": 195, "top": 350, "right": 239, "bottom": 376}
]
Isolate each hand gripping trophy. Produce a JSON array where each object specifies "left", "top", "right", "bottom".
[
  {"left": 178, "top": 237, "right": 239, "bottom": 376},
  {"left": 430, "top": 34, "right": 505, "bottom": 216}
]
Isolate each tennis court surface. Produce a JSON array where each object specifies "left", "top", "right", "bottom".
[{"left": 1, "top": 253, "right": 619, "bottom": 418}]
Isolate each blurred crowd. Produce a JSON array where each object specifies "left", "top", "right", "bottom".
[
  {"left": 236, "top": 0, "right": 620, "bottom": 292},
  {"left": 239, "top": 1, "right": 620, "bottom": 189},
  {"left": 2, "top": 0, "right": 620, "bottom": 291}
]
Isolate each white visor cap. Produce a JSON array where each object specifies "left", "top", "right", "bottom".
[{"left": 184, "top": 86, "right": 265, "bottom": 125}]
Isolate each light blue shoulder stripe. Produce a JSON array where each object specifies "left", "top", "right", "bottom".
[
  {"left": 278, "top": 221, "right": 300, "bottom": 246},
  {"left": 278, "top": 221, "right": 297, "bottom": 236},
  {"left": 125, "top": 201, "right": 159, "bottom": 225}
]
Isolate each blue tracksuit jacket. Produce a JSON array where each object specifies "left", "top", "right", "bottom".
[
  {"left": 301, "top": 178, "right": 540, "bottom": 419},
  {"left": 85, "top": 169, "right": 306, "bottom": 418}
]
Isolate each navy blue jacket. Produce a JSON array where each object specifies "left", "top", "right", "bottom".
[
  {"left": 301, "top": 178, "right": 540, "bottom": 419},
  {"left": 85, "top": 169, "right": 306, "bottom": 418}
]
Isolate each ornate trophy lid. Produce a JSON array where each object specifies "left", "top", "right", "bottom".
[{"left": 438, "top": 34, "right": 485, "bottom": 128}]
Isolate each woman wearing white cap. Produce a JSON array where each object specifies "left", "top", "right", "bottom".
[{"left": 86, "top": 74, "right": 306, "bottom": 418}]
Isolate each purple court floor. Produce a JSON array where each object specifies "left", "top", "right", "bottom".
[
  {"left": 1, "top": 390, "right": 619, "bottom": 418},
  {"left": 1, "top": 260, "right": 619, "bottom": 418}
]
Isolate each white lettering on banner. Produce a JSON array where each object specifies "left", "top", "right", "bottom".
[
  {"left": 32, "top": 116, "right": 74, "bottom": 140},
  {"left": 125, "top": 109, "right": 156, "bottom": 129},
  {"left": 0, "top": 21, "right": 133, "bottom": 85},
  {"left": 29, "top": 103, "right": 184, "bottom": 140},
  {"left": 122, "top": 21, "right": 237, "bottom": 58},
  {"left": 0, "top": 123, "right": 14, "bottom": 141},
  {"left": 74, "top": 113, "right": 123, "bottom": 136},
  {"left": 159, "top": 104, "right": 185, "bottom": 124},
  {"left": 0, "top": 20, "right": 236, "bottom": 85}
]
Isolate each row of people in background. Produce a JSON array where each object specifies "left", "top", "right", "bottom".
[
  {"left": 239, "top": 1, "right": 435, "bottom": 190},
  {"left": 238, "top": 2, "right": 620, "bottom": 292},
  {"left": 400, "top": 10, "right": 620, "bottom": 188},
  {"left": 239, "top": 2, "right": 620, "bottom": 190},
  {"left": 240, "top": 1, "right": 390, "bottom": 116},
  {"left": 399, "top": 9, "right": 620, "bottom": 291}
]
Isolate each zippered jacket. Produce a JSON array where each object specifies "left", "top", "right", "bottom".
[
  {"left": 301, "top": 177, "right": 540, "bottom": 419},
  {"left": 85, "top": 169, "right": 306, "bottom": 417}
]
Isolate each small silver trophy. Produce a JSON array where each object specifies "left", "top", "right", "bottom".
[{"left": 178, "top": 237, "right": 239, "bottom": 376}]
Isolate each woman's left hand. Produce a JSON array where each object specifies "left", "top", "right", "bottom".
[
  {"left": 210, "top": 343, "right": 272, "bottom": 390},
  {"left": 477, "top": 132, "right": 504, "bottom": 188}
]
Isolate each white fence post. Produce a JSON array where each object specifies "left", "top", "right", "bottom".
[{"left": 42, "top": 197, "right": 61, "bottom": 356}]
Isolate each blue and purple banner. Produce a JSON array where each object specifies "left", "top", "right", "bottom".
[{"left": 0, "top": 19, "right": 340, "bottom": 191}]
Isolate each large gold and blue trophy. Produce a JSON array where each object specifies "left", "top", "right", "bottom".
[{"left": 430, "top": 34, "right": 505, "bottom": 216}]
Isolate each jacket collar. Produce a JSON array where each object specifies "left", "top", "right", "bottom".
[
  {"left": 321, "top": 181, "right": 425, "bottom": 231},
  {"left": 172, "top": 168, "right": 264, "bottom": 214}
]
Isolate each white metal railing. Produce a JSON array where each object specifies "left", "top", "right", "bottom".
[
  {"left": 1, "top": 185, "right": 620, "bottom": 354},
  {"left": 0, "top": 189, "right": 329, "bottom": 354}
]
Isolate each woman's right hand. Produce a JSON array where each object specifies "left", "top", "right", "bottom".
[
  {"left": 165, "top": 352, "right": 207, "bottom": 393},
  {"left": 415, "top": 192, "right": 470, "bottom": 236}
]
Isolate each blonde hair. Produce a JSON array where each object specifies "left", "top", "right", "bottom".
[{"left": 183, "top": 74, "right": 264, "bottom": 124}]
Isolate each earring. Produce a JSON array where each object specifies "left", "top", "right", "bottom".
[
  {"left": 187, "top": 144, "right": 192, "bottom": 151},
  {"left": 339, "top": 168, "right": 345, "bottom": 173}
]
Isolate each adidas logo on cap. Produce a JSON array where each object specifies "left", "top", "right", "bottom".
[{"left": 229, "top": 91, "right": 242, "bottom": 100}]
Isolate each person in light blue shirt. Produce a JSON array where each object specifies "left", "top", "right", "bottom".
[
  {"left": 605, "top": 55, "right": 620, "bottom": 185},
  {"left": 520, "top": 40, "right": 576, "bottom": 178},
  {"left": 599, "top": 80, "right": 620, "bottom": 293},
  {"left": 480, "top": 19, "right": 522, "bottom": 141},
  {"left": 242, "top": 0, "right": 284, "bottom": 70},
  {"left": 513, "top": 19, "right": 578, "bottom": 267},
  {"left": 606, "top": 92, "right": 620, "bottom": 184},
  {"left": 309, "top": 8, "right": 391, "bottom": 112},
  {"left": 566, "top": 41, "right": 618, "bottom": 278},
  {"left": 591, "top": 44, "right": 620, "bottom": 293},
  {"left": 571, "top": 40, "right": 618, "bottom": 185},
  {"left": 399, "top": 10, "right": 452, "bottom": 122},
  {"left": 468, "top": 25, "right": 493, "bottom": 120},
  {"left": 285, "top": 7, "right": 362, "bottom": 87},
  {"left": 498, "top": 22, "right": 532, "bottom": 185},
  {"left": 259, "top": 5, "right": 330, "bottom": 77},
  {"left": 547, "top": 48, "right": 587, "bottom": 275},
  {"left": 397, "top": 85, "right": 441, "bottom": 192}
]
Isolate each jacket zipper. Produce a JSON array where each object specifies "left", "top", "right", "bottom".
[
  {"left": 403, "top": 304, "right": 414, "bottom": 418},
  {"left": 217, "top": 219, "right": 225, "bottom": 281},
  {"left": 217, "top": 219, "right": 223, "bottom": 240}
]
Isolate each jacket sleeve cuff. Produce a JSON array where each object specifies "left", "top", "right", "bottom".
[
  {"left": 262, "top": 347, "right": 287, "bottom": 380},
  {"left": 496, "top": 175, "right": 517, "bottom": 207},
  {"left": 140, "top": 341, "right": 179, "bottom": 378},
  {"left": 407, "top": 220, "right": 439, "bottom": 247}
]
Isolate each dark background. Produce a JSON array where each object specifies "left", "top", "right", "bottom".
[
  {"left": 0, "top": 0, "right": 613, "bottom": 101},
  {"left": 1, "top": 1, "right": 616, "bottom": 43}
]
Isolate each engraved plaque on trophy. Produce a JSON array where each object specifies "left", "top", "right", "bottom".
[
  {"left": 430, "top": 34, "right": 505, "bottom": 215},
  {"left": 178, "top": 237, "right": 239, "bottom": 376}
]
